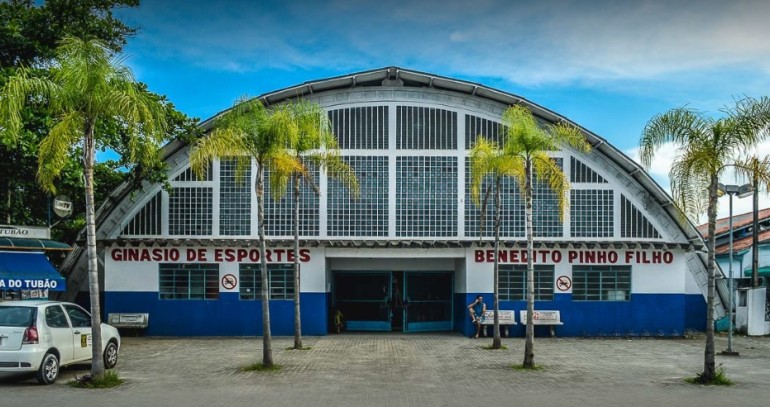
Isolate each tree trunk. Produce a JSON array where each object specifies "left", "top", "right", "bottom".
[
  {"left": 257, "top": 162, "right": 274, "bottom": 366},
  {"left": 752, "top": 175, "right": 759, "bottom": 288},
  {"left": 703, "top": 175, "right": 718, "bottom": 381},
  {"left": 83, "top": 120, "right": 105, "bottom": 377},
  {"left": 293, "top": 173, "right": 303, "bottom": 349},
  {"left": 492, "top": 176, "right": 501, "bottom": 349},
  {"left": 523, "top": 158, "right": 535, "bottom": 368}
]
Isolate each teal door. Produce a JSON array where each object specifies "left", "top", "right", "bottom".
[
  {"left": 404, "top": 272, "right": 453, "bottom": 332},
  {"left": 333, "top": 272, "right": 391, "bottom": 331},
  {"left": 333, "top": 270, "right": 453, "bottom": 332}
]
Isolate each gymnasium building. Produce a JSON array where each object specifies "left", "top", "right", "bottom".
[{"left": 62, "top": 67, "right": 723, "bottom": 337}]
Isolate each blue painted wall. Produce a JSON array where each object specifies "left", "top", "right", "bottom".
[
  {"left": 105, "top": 292, "right": 328, "bottom": 336},
  {"left": 455, "top": 293, "right": 706, "bottom": 337},
  {"left": 106, "top": 291, "right": 704, "bottom": 337}
]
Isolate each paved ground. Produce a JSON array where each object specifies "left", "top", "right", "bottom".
[{"left": 2, "top": 333, "right": 769, "bottom": 406}]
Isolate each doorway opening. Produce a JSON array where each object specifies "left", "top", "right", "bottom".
[{"left": 332, "top": 270, "right": 453, "bottom": 332}]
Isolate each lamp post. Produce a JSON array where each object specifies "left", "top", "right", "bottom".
[{"left": 718, "top": 183, "right": 752, "bottom": 356}]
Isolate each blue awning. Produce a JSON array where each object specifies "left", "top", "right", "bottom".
[{"left": 0, "top": 251, "right": 67, "bottom": 291}]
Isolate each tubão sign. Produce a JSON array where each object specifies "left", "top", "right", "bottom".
[
  {"left": 110, "top": 248, "right": 311, "bottom": 263},
  {"left": 474, "top": 249, "right": 674, "bottom": 264}
]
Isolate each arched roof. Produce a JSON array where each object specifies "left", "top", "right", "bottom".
[{"left": 58, "top": 67, "right": 725, "bottom": 316}]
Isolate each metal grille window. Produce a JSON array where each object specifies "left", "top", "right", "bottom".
[
  {"left": 169, "top": 187, "right": 212, "bottom": 235},
  {"left": 533, "top": 158, "right": 564, "bottom": 237},
  {"left": 328, "top": 106, "right": 389, "bottom": 150},
  {"left": 572, "top": 266, "right": 631, "bottom": 301},
  {"left": 396, "top": 156, "right": 457, "bottom": 237},
  {"left": 621, "top": 195, "right": 661, "bottom": 239},
  {"left": 464, "top": 158, "right": 524, "bottom": 238},
  {"left": 174, "top": 163, "right": 212, "bottom": 181},
  {"left": 219, "top": 158, "right": 251, "bottom": 236},
  {"left": 328, "top": 156, "right": 389, "bottom": 236},
  {"left": 159, "top": 263, "right": 219, "bottom": 300},
  {"left": 239, "top": 264, "right": 295, "bottom": 300},
  {"left": 571, "top": 189, "right": 614, "bottom": 238},
  {"left": 465, "top": 115, "right": 505, "bottom": 148},
  {"left": 263, "top": 167, "right": 320, "bottom": 237},
  {"left": 122, "top": 192, "right": 161, "bottom": 236},
  {"left": 396, "top": 106, "right": 457, "bottom": 150},
  {"left": 499, "top": 265, "right": 555, "bottom": 301},
  {"left": 570, "top": 157, "right": 607, "bottom": 183}
]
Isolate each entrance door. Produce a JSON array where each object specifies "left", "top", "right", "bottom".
[
  {"left": 332, "top": 270, "right": 453, "bottom": 332},
  {"left": 334, "top": 272, "right": 391, "bottom": 331},
  {"left": 404, "top": 272, "right": 453, "bottom": 332}
]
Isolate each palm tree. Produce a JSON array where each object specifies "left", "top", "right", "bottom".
[
  {"left": 639, "top": 97, "right": 770, "bottom": 382},
  {"left": 271, "top": 100, "right": 359, "bottom": 349},
  {"left": 189, "top": 98, "right": 302, "bottom": 367},
  {"left": 472, "top": 105, "right": 589, "bottom": 366},
  {"left": 469, "top": 137, "right": 518, "bottom": 349},
  {"left": 0, "top": 37, "right": 167, "bottom": 378}
]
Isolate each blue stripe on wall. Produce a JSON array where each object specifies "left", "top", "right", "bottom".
[
  {"left": 455, "top": 293, "right": 705, "bottom": 337},
  {"left": 105, "top": 292, "right": 328, "bottom": 336},
  {"left": 106, "top": 291, "right": 705, "bottom": 337}
]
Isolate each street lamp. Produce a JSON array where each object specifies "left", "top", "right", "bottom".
[{"left": 718, "top": 182, "right": 753, "bottom": 356}]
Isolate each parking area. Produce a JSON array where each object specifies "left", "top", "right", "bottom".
[{"left": 2, "top": 333, "right": 770, "bottom": 406}]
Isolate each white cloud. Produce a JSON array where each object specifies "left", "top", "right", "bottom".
[{"left": 128, "top": 0, "right": 770, "bottom": 87}]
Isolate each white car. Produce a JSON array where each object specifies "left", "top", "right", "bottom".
[{"left": 0, "top": 300, "right": 120, "bottom": 384}]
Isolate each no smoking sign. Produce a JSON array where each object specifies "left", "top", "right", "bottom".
[
  {"left": 556, "top": 275, "right": 572, "bottom": 291},
  {"left": 221, "top": 274, "right": 237, "bottom": 290}
]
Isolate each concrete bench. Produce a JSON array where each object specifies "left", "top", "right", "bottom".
[
  {"left": 519, "top": 310, "right": 563, "bottom": 337},
  {"left": 108, "top": 313, "right": 149, "bottom": 329},
  {"left": 480, "top": 310, "right": 516, "bottom": 337}
]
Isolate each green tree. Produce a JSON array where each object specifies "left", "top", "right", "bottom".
[
  {"left": 189, "top": 98, "right": 303, "bottom": 367},
  {"left": 0, "top": 0, "right": 174, "bottom": 242},
  {"left": 272, "top": 101, "right": 359, "bottom": 349},
  {"left": 472, "top": 105, "right": 588, "bottom": 364},
  {"left": 469, "top": 137, "right": 517, "bottom": 349},
  {"left": 639, "top": 97, "right": 770, "bottom": 382},
  {"left": 0, "top": 37, "right": 168, "bottom": 378}
]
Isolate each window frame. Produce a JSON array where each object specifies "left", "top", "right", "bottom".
[
  {"left": 572, "top": 265, "right": 631, "bottom": 301},
  {"left": 239, "top": 263, "right": 296, "bottom": 301},
  {"left": 499, "top": 265, "right": 555, "bottom": 301},
  {"left": 158, "top": 263, "right": 220, "bottom": 300}
]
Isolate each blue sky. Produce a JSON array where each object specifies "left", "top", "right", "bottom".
[{"left": 115, "top": 0, "right": 770, "bottom": 220}]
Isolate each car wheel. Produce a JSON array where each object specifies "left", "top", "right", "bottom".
[
  {"left": 103, "top": 341, "right": 119, "bottom": 369},
  {"left": 37, "top": 353, "right": 59, "bottom": 385}
]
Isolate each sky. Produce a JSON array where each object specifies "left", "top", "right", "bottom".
[{"left": 114, "top": 0, "right": 770, "bottom": 223}]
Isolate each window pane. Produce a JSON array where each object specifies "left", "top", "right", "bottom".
[
  {"left": 572, "top": 266, "right": 631, "bottom": 301},
  {"left": 159, "top": 263, "right": 219, "bottom": 300},
  {"left": 499, "top": 265, "right": 554, "bottom": 301}
]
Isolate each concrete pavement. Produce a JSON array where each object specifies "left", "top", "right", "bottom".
[{"left": 2, "top": 333, "right": 769, "bottom": 406}]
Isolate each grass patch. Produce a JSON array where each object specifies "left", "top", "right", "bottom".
[
  {"left": 285, "top": 346, "right": 312, "bottom": 351},
  {"left": 68, "top": 371, "right": 124, "bottom": 388},
  {"left": 685, "top": 367, "right": 733, "bottom": 386},
  {"left": 511, "top": 364, "right": 544, "bottom": 371},
  {"left": 241, "top": 363, "right": 281, "bottom": 372},
  {"left": 481, "top": 345, "right": 508, "bottom": 350}
]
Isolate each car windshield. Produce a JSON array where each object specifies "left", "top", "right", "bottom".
[{"left": 0, "top": 306, "right": 36, "bottom": 327}]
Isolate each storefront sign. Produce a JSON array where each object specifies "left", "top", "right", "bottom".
[
  {"left": 0, "top": 278, "right": 61, "bottom": 290},
  {"left": 473, "top": 249, "right": 674, "bottom": 265},
  {"left": 110, "top": 247, "right": 311, "bottom": 263},
  {"left": 0, "top": 225, "right": 50, "bottom": 239}
]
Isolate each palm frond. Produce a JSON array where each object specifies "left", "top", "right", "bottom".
[
  {"left": 37, "top": 111, "right": 84, "bottom": 193},
  {"left": 189, "top": 128, "right": 248, "bottom": 181},
  {"left": 532, "top": 152, "right": 570, "bottom": 219},
  {"left": 639, "top": 108, "right": 710, "bottom": 168}
]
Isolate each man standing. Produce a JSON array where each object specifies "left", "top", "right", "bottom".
[{"left": 467, "top": 295, "right": 486, "bottom": 338}]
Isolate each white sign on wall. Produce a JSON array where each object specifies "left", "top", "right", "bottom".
[{"left": 0, "top": 225, "right": 50, "bottom": 239}]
